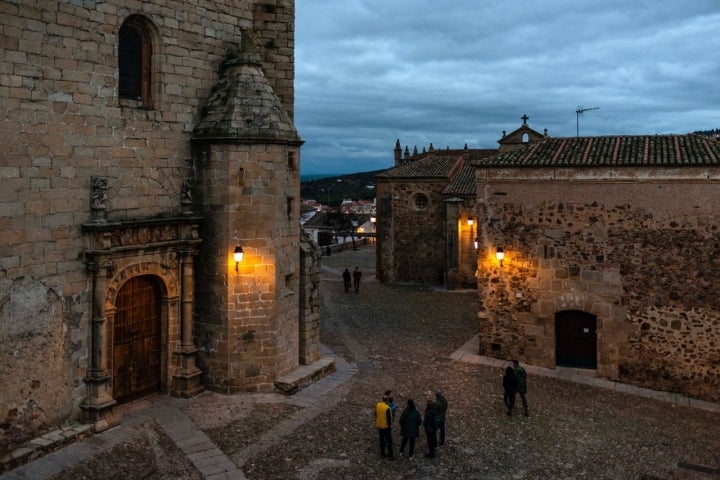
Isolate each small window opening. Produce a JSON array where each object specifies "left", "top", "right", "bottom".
[
  {"left": 119, "top": 17, "right": 152, "bottom": 107},
  {"left": 287, "top": 151, "right": 297, "bottom": 171},
  {"left": 414, "top": 194, "right": 428, "bottom": 210}
]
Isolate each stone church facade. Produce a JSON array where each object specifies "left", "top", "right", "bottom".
[
  {"left": 476, "top": 133, "right": 720, "bottom": 403},
  {"left": 377, "top": 119, "right": 720, "bottom": 403},
  {"left": 0, "top": 0, "right": 327, "bottom": 452},
  {"left": 375, "top": 118, "right": 545, "bottom": 287}
]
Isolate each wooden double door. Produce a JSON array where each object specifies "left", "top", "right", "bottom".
[
  {"left": 555, "top": 310, "right": 597, "bottom": 369},
  {"left": 113, "top": 275, "right": 162, "bottom": 402}
]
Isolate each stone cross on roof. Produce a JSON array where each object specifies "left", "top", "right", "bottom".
[{"left": 521, "top": 114, "right": 529, "bottom": 125}]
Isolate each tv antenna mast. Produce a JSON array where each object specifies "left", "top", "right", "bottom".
[{"left": 576, "top": 106, "right": 599, "bottom": 137}]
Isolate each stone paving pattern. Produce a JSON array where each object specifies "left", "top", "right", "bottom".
[{"left": 2, "top": 245, "right": 719, "bottom": 480}]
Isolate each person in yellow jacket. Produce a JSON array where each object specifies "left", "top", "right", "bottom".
[{"left": 375, "top": 394, "right": 395, "bottom": 459}]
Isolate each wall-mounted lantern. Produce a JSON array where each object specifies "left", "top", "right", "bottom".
[
  {"left": 496, "top": 247, "right": 504, "bottom": 266},
  {"left": 233, "top": 245, "right": 244, "bottom": 272}
]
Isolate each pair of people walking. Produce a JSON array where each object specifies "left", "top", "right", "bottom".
[
  {"left": 342, "top": 266, "right": 362, "bottom": 293},
  {"left": 502, "top": 359, "right": 529, "bottom": 416}
]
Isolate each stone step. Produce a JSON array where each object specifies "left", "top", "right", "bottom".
[{"left": 273, "top": 357, "right": 335, "bottom": 395}]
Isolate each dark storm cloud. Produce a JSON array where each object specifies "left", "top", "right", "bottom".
[{"left": 295, "top": 1, "right": 720, "bottom": 174}]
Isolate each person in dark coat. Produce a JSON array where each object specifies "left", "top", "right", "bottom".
[
  {"left": 342, "top": 268, "right": 351, "bottom": 293},
  {"left": 513, "top": 359, "right": 529, "bottom": 416},
  {"left": 423, "top": 396, "right": 438, "bottom": 458},
  {"left": 434, "top": 389, "right": 448, "bottom": 446},
  {"left": 352, "top": 266, "right": 362, "bottom": 293},
  {"left": 398, "top": 399, "right": 422, "bottom": 458},
  {"left": 502, "top": 365, "right": 518, "bottom": 416}
]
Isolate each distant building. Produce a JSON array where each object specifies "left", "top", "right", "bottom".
[
  {"left": 375, "top": 117, "right": 543, "bottom": 287},
  {"left": 302, "top": 211, "right": 372, "bottom": 247}
]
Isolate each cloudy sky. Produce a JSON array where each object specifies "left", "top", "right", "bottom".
[{"left": 294, "top": 1, "right": 720, "bottom": 175}]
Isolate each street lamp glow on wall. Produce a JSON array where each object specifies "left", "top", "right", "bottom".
[
  {"left": 467, "top": 218, "right": 478, "bottom": 249},
  {"left": 496, "top": 247, "right": 504, "bottom": 266},
  {"left": 233, "top": 245, "right": 244, "bottom": 272}
]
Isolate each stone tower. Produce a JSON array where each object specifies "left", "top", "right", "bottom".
[{"left": 191, "top": 22, "right": 309, "bottom": 391}]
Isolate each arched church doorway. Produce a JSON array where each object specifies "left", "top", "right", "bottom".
[
  {"left": 555, "top": 310, "right": 597, "bottom": 369},
  {"left": 113, "top": 275, "right": 162, "bottom": 402}
]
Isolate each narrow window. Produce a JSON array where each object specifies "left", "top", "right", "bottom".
[
  {"left": 287, "top": 151, "right": 297, "bottom": 171},
  {"left": 287, "top": 196, "right": 294, "bottom": 219},
  {"left": 119, "top": 17, "right": 152, "bottom": 107}
]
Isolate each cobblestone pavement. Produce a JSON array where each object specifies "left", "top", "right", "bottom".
[{"left": 3, "top": 245, "right": 720, "bottom": 480}]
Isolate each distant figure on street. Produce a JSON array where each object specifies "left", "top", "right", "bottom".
[
  {"left": 513, "top": 359, "right": 529, "bottom": 416},
  {"left": 342, "top": 268, "right": 351, "bottom": 293},
  {"left": 502, "top": 365, "right": 518, "bottom": 416},
  {"left": 423, "top": 394, "right": 438, "bottom": 458},
  {"left": 353, "top": 266, "right": 362, "bottom": 293},
  {"left": 434, "top": 389, "right": 448, "bottom": 446},
  {"left": 398, "top": 399, "right": 422, "bottom": 459},
  {"left": 375, "top": 393, "right": 395, "bottom": 460}
]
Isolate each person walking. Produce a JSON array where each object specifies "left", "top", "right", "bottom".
[
  {"left": 513, "top": 359, "right": 529, "bottom": 416},
  {"left": 434, "top": 389, "right": 448, "bottom": 447},
  {"left": 353, "top": 266, "right": 362, "bottom": 293},
  {"left": 502, "top": 365, "right": 517, "bottom": 416},
  {"left": 375, "top": 393, "right": 395, "bottom": 460},
  {"left": 342, "top": 268, "right": 351, "bottom": 293},
  {"left": 423, "top": 395, "right": 438, "bottom": 458},
  {"left": 398, "top": 399, "right": 422, "bottom": 459}
]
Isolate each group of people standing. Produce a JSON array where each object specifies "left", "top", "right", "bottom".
[
  {"left": 374, "top": 389, "right": 448, "bottom": 460},
  {"left": 502, "top": 359, "right": 530, "bottom": 416},
  {"left": 374, "top": 361, "right": 530, "bottom": 462},
  {"left": 342, "top": 267, "right": 362, "bottom": 293}
]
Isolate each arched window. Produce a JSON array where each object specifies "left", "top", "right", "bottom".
[{"left": 118, "top": 16, "right": 153, "bottom": 106}]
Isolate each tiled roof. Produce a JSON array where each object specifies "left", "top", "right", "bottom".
[
  {"left": 375, "top": 156, "right": 463, "bottom": 179},
  {"left": 302, "top": 211, "right": 328, "bottom": 228},
  {"left": 468, "top": 149, "right": 502, "bottom": 161},
  {"left": 302, "top": 211, "right": 372, "bottom": 229},
  {"left": 484, "top": 134, "right": 720, "bottom": 167},
  {"left": 443, "top": 164, "right": 475, "bottom": 196}
]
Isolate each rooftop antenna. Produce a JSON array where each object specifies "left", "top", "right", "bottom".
[{"left": 576, "top": 106, "right": 599, "bottom": 137}]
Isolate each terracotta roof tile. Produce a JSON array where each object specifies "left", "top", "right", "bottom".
[
  {"left": 484, "top": 134, "right": 720, "bottom": 167},
  {"left": 443, "top": 164, "right": 475, "bottom": 196},
  {"left": 375, "top": 156, "right": 463, "bottom": 179}
]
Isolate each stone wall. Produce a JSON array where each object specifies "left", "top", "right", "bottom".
[
  {"left": 0, "top": 0, "right": 298, "bottom": 449},
  {"left": 299, "top": 230, "right": 322, "bottom": 364},
  {"left": 476, "top": 175, "right": 720, "bottom": 402},
  {"left": 375, "top": 179, "right": 448, "bottom": 284}
]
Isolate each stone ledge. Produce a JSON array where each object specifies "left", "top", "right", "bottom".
[
  {"left": 0, "top": 422, "right": 92, "bottom": 475},
  {"left": 273, "top": 357, "right": 336, "bottom": 395}
]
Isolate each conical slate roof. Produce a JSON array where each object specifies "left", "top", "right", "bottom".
[{"left": 193, "top": 51, "right": 301, "bottom": 143}]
